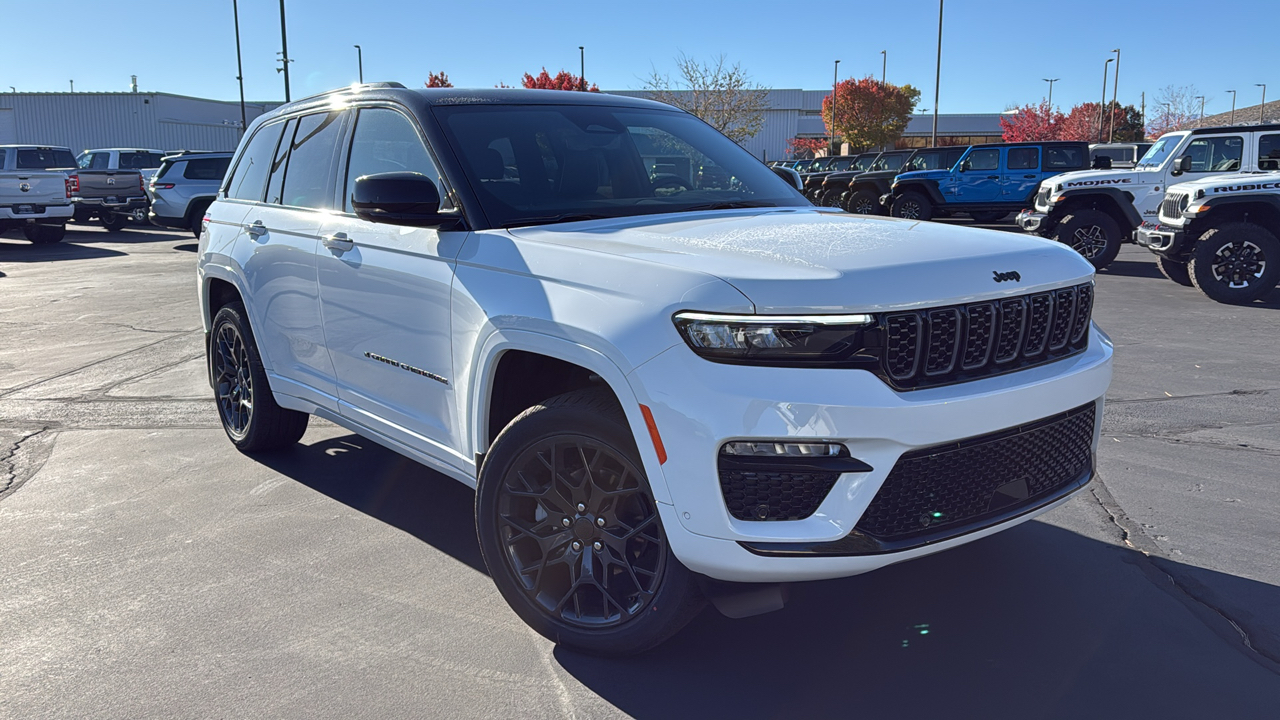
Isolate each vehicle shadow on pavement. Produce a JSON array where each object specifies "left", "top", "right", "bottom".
[
  {"left": 0, "top": 238, "right": 127, "bottom": 261},
  {"left": 1098, "top": 258, "right": 1164, "bottom": 280},
  {"left": 63, "top": 226, "right": 190, "bottom": 245}
]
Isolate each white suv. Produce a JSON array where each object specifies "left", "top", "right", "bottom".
[{"left": 198, "top": 83, "right": 1113, "bottom": 654}]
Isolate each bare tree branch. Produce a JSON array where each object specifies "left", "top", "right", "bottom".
[{"left": 640, "top": 53, "right": 770, "bottom": 145}]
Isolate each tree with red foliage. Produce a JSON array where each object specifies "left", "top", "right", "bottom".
[
  {"left": 521, "top": 68, "right": 599, "bottom": 92},
  {"left": 425, "top": 72, "right": 453, "bottom": 88},
  {"left": 787, "top": 137, "right": 827, "bottom": 158},
  {"left": 1000, "top": 100, "right": 1063, "bottom": 142},
  {"left": 823, "top": 76, "right": 920, "bottom": 151}
]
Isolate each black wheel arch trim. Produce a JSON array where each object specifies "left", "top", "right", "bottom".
[
  {"left": 1055, "top": 187, "right": 1142, "bottom": 229},
  {"left": 1199, "top": 194, "right": 1280, "bottom": 215},
  {"left": 893, "top": 180, "right": 945, "bottom": 205}
]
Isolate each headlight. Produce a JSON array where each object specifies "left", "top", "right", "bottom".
[
  {"left": 1055, "top": 183, "right": 1063, "bottom": 192},
  {"left": 1178, "top": 195, "right": 1190, "bottom": 211},
  {"left": 673, "top": 311, "right": 876, "bottom": 366}
]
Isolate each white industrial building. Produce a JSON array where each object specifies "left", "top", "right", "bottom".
[{"left": 0, "top": 91, "right": 277, "bottom": 154}]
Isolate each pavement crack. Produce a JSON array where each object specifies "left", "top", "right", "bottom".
[
  {"left": 0, "top": 426, "right": 55, "bottom": 502},
  {"left": 1107, "top": 388, "right": 1279, "bottom": 405}
]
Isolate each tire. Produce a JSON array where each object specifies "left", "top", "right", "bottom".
[
  {"left": 22, "top": 223, "right": 66, "bottom": 244},
  {"left": 100, "top": 210, "right": 129, "bottom": 232},
  {"left": 1053, "top": 209, "right": 1122, "bottom": 270},
  {"left": 1187, "top": 222, "right": 1280, "bottom": 304},
  {"left": 891, "top": 192, "right": 933, "bottom": 221},
  {"left": 189, "top": 202, "right": 211, "bottom": 238},
  {"left": 1156, "top": 255, "right": 1193, "bottom": 287},
  {"left": 73, "top": 208, "right": 94, "bottom": 224},
  {"left": 208, "top": 302, "right": 309, "bottom": 452},
  {"left": 819, "top": 189, "right": 842, "bottom": 208},
  {"left": 846, "top": 189, "right": 881, "bottom": 215},
  {"left": 476, "top": 389, "right": 704, "bottom": 656},
  {"left": 968, "top": 210, "right": 1008, "bottom": 223}
]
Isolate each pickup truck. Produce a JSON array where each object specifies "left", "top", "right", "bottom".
[
  {"left": 70, "top": 167, "right": 148, "bottom": 231},
  {"left": 77, "top": 148, "right": 169, "bottom": 182},
  {"left": 0, "top": 145, "right": 76, "bottom": 244}
]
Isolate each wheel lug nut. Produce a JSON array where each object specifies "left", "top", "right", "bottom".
[
  {"left": 596, "top": 517, "right": 606, "bottom": 527},
  {"left": 576, "top": 503, "right": 586, "bottom": 512},
  {"left": 593, "top": 541, "right": 602, "bottom": 551},
  {"left": 562, "top": 518, "right": 571, "bottom": 527},
  {"left": 572, "top": 541, "right": 582, "bottom": 551}
]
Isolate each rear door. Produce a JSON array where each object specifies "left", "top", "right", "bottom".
[
  {"left": 955, "top": 147, "right": 1002, "bottom": 202},
  {"left": 316, "top": 105, "right": 465, "bottom": 457},
  {"left": 1003, "top": 146, "right": 1041, "bottom": 202}
]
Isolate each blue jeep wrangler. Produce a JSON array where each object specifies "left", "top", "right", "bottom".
[{"left": 884, "top": 141, "right": 1090, "bottom": 223}]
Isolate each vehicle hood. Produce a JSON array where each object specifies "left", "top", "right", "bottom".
[
  {"left": 894, "top": 169, "right": 950, "bottom": 183},
  {"left": 856, "top": 169, "right": 898, "bottom": 182},
  {"left": 506, "top": 208, "right": 1094, "bottom": 313},
  {"left": 1044, "top": 168, "right": 1151, "bottom": 190},
  {"left": 823, "top": 170, "right": 862, "bottom": 182},
  {"left": 1168, "top": 171, "right": 1280, "bottom": 195}
]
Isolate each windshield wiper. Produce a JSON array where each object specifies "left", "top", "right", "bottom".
[
  {"left": 500, "top": 213, "right": 615, "bottom": 229},
  {"left": 676, "top": 200, "right": 778, "bottom": 213}
]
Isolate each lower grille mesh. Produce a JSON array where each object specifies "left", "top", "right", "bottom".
[{"left": 720, "top": 469, "right": 840, "bottom": 521}]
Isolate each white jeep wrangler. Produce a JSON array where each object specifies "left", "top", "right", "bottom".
[
  {"left": 198, "top": 83, "right": 1113, "bottom": 655},
  {"left": 1017, "top": 124, "right": 1280, "bottom": 270}
]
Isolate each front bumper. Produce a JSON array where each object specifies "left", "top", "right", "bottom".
[
  {"left": 0, "top": 203, "right": 74, "bottom": 221},
  {"left": 629, "top": 327, "right": 1112, "bottom": 582},
  {"left": 1134, "top": 222, "right": 1187, "bottom": 256},
  {"left": 1016, "top": 209, "right": 1047, "bottom": 233}
]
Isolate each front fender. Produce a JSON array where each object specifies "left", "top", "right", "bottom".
[
  {"left": 1056, "top": 187, "right": 1142, "bottom": 228},
  {"left": 894, "top": 180, "right": 945, "bottom": 205}
]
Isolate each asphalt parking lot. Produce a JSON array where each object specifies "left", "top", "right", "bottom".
[{"left": 2, "top": 221, "right": 1278, "bottom": 719}]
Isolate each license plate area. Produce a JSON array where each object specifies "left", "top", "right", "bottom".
[{"left": 16, "top": 205, "right": 33, "bottom": 214}]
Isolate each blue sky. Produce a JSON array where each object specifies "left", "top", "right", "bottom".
[{"left": 3, "top": 0, "right": 1272, "bottom": 116}]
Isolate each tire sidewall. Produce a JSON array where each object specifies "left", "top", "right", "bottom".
[
  {"left": 101, "top": 211, "right": 128, "bottom": 232},
  {"left": 848, "top": 189, "right": 880, "bottom": 215},
  {"left": 1056, "top": 210, "right": 1122, "bottom": 269},
  {"left": 1156, "top": 255, "right": 1193, "bottom": 287},
  {"left": 893, "top": 192, "right": 933, "bottom": 221},
  {"left": 1188, "top": 223, "right": 1280, "bottom": 304}
]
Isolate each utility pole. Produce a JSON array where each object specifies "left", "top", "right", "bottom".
[
  {"left": 1258, "top": 84, "right": 1268, "bottom": 123},
  {"left": 1195, "top": 95, "right": 1205, "bottom": 121},
  {"left": 832, "top": 59, "right": 840, "bottom": 156},
  {"left": 354, "top": 45, "right": 363, "bottom": 83},
  {"left": 1226, "top": 90, "right": 1237, "bottom": 124},
  {"left": 1140, "top": 91, "right": 1145, "bottom": 132},
  {"left": 579, "top": 46, "right": 585, "bottom": 90},
  {"left": 880, "top": 50, "right": 886, "bottom": 84},
  {"left": 233, "top": 0, "right": 247, "bottom": 135},
  {"left": 277, "top": 0, "right": 292, "bottom": 102},
  {"left": 1098, "top": 58, "right": 1113, "bottom": 143},
  {"left": 932, "top": 0, "right": 943, "bottom": 148},
  {"left": 1109, "top": 49, "right": 1120, "bottom": 142},
  {"left": 1043, "top": 78, "right": 1059, "bottom": 109}
]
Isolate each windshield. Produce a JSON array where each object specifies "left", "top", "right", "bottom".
[
  {"left": 434, "top": 104, "right": 808, "bottom": 228},
  {"left": 854, "top": 154, "right": 876, "bottom": 171},
  {"left": 1137, "top": 135, "right": 1184, "bottom": 169},
  {"left": 17, "top": 148, "right": 77, "bottom": 170},
  {"left": 871, "top": 153, "right": 908, "bottom": 172},
  {"left": 119, "top": 151, "right": 165, "bottom": 169},
  {"left": 903, "top": 151, "right": 945, "bottom": 172}
]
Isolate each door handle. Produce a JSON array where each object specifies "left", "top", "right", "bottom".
[
  {"left": 1023, "top": 174, "right": 1037, "bottom": 179},
  {"left": 322, "top": 232, "right": 354, "bottom": 253},
  {"left": 987, "top": 175, "right": 1000, "bottom": 180},
  {"left": 246, "top": 220, "right": 267, "bottom": 239}
]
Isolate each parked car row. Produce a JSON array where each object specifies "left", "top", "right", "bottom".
[{"left": 0, "top": 144, "right": 228, "bottom": 243}]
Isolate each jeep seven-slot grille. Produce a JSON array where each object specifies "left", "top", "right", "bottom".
[
  {"left": 854, "top": 403, "right": 1096, "bottom": 540},
  {"left": 881, "top": 283, "right": 1093, "bottom": 390},
  {"left": 1161, "top": 193, "right": 1187, "bottom": 221}
]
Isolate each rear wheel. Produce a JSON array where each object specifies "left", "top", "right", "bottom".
[
  {"left": 1156, "top": 255, "right": 1193, "bottom": 287},
  {"left": 477, "top": 389, "right": 703, "bottom": 656},
  {"left": 209, "top": 302, "right": 309, "bottom": 451},
  {"left": 1053, "top": 209, "right": 1122, "bottom": 270},
  {"left": 1188, "top": 222, "right": 1280, "bottom": 304},
  {"left": 846, "top": 189, "right": 881, "bottom": 215},
  {"left": 891, "top": 192, "right": 933, "bottom": 221},
  {"left": 22, "top": 223, "right": 66, "bottom": 244},
  {"left": 819, "top": 189, "right": 842, "bottom": 208},
  {"left": 100, "top": 210, "right": 129, "bottom": 232},
  {"left": 189, "top": 202, "right": 211, "bottom": 238}
]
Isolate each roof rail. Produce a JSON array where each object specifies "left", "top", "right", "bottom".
[{"left": 292, "top": 82, "right": 407, "bottom": 104}]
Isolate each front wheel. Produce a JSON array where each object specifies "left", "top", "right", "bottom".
[
  {"left": 209, "top": 302, "right": 309, "bottom": 451},
  {"left": 1188, "top": 223, "right": 1280, "bottom": 304},
  {"left": 1156, "top": 255, "right": 1193, "bottom": 287},
  {"left": 1053, "top": 209, "right": 1122, "bottom": 269},
  {"left": 845, "top": 189, "right": 881, "bottom": 215},
  {"left": 476, "top": 389, "right": 703, "bottom": 656},
  {"left": 23, "top": 223, "right": 66, "bottom": 244},
  {"left": 891, "top": 192, "right": 933, "bottom": 221}
]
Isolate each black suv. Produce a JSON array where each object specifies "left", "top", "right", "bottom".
[
  {"left": 815, "top": 150, "right": 912, "bottom": 207},
  {"left": 800, "top": 153, "right": 876, "bottom": 201},
  {"left": 841, "top": 146, "right": 967, "bottom": 214}
]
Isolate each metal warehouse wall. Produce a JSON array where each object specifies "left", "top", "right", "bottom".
[{"left": 0, "top": 92, "right": 278, "bottom": 154}]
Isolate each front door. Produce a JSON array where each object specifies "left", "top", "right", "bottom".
[
  {"left": 316, "top": 106, "right": 465, "bottom": 460},
  {"left": 956, "top": 147, "right": 1002, "bottom": 202}
]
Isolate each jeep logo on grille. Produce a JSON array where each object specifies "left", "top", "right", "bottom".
[{"left": 992, "top": 270, "right": 1022, "bottom": 283}]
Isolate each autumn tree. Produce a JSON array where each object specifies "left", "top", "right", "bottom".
[
  {"left": 641, "top": 53, "right": 770, "bottom": 145},
  {"left": 1001, "top": 100, "right": 1064, "bottom": 142},
  {"left": 425, "top": 72, "right": 453, "bottom": 88},
  {"left": 823, "top": 76, "right": 920, "bottom": 151},
  {"left": 521, "top": 68, "right": 598, "bottom": 92},
  {"left": 1148, "top": 84, "right": 1202, "bottom": 139},
  {"left": 787, "top": 137, "right": 827, "bottom": 159}
]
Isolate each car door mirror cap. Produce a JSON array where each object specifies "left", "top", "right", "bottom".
[
  {"left": 1172, "top": 155, "right": 1193, "bottom": 175},
  {"left": 770, "top": 165, "right": 804, "bottom": 191},
  {"left": 351, "top": 172, "right": 465, "bottom": 229}
]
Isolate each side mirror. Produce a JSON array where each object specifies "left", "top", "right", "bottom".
[
  {"left": 959, "top": 160, "right": 972, "bottom": 172},
  {"left": 772, "top": 165, "right": 804, "bottom": 191},
  {"left": 1172, "top": 155, "right": 1193, "bottom": 175},
  {"left": 351, "top": 172, "right": 462, "bottom": 229}
]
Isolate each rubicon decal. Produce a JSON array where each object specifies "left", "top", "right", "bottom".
[
  {"left": 364, "top": 351, "right": 449, "bottom": 385},
  {"left": 1214, "top": 182, "right": 1280, "bottom": 193},
  {"left": 1065, "top": 178, "right": 1132, "bottom": 187},
  {"left": 992, "top": 270, "right": 1022, "bottom": 283}
]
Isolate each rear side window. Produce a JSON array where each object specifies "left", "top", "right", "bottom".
[
  {"left": 1008, "top": 147, "right": 1039, "bottom": 170},
  {"left": 155, "top": 160, "right": 176, "bottom": 180},
  {"left": 279, "top": 111, "right": 345, "bottom": 209},
  {"left": 119, "top": 151, "right": 164, "bottom": 170},
  {"left": 183, "top": 157, "right": 231, "bottom": 180},
  {"left": 1045, "top": 146, "right": 1085, "bottom": 169},
  {"left": 1257, "top": 134, "right": 1280, "bottom": 171},
  {"left": 265, "top": 118, "right": 298, "bottom": 205},
  {"left": 965, "top": 149, "right": 1000, "bottom": 171},
  {"left": 226, "top": 122, "right": 286, "bottom": 201},
  {"left": 1184, "top": 136, "right": 1242, "bottom": 172},
  {"left": 342, "top": 107, "right": 439, "bottom": 213},
  {"left": 17, "top": 148, "right": 77, "bottom": 170}
]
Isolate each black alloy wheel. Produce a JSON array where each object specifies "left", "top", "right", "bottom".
[
  {"left": 846, "top": 189, "right": 880, "bottom": 215},
  {"left": 1189, "top": 223, "right": 1280, "bottom": 304},
  {"left": 892, "top": 192, "right": 933, "bottom": 221},
  {"left": 212, "top": 319, "right": 253, "bottom": 440},
  {"left": 1053, "top": 209, "right": 1122, "bottom": 269}
]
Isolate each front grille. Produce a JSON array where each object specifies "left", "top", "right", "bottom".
[
  {"left": 881, "top": 283, "right": 1093, "bottom": 390},
  {"left": 719, "top": 468, "right": 840, "bottom": 521},
  {"left": 1161, "top": 193, "right": 1186, "bottom": 221},
  {"left": 854, "top": 403, "right": 1096, "bottom": 540}
]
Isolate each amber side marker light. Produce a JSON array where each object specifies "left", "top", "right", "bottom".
[{"left": 639, "top": 405, "right": 667, "bottom": 464}]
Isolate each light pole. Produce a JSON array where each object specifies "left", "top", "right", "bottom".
[
  {"left": 69, "top": 80, "right": 74, "bottom": 93},
  {"left": 1108, "top": 49, "right": 1120, "bottom": 141},
  {"left": 277, "top": 0, "right": 292, "bottom": 102},
  {"left": 1195, "top": 95, "right": 1205, "bottom": 121},
  {"left": 579, "top": 46, "right": 585, "bottom": 90},
  {"left": 1258, "top": 84, "right": 1268, "bottom": 123},
  {"left": 1098, "top": 57, "right": 1113, "bottom": 143},
  {"left": 831, "top": 59, "right": 840, "bottom": 156},
  {"left": 1043, "top": 78, "right": 1059, "bottom": 109},
  {"left": 233, "top": 0, "right": 247, "bottom": 135},
  {"left": 880, "top": 50, "right": 886, "bottom": 84},
  {"left": 354, "top": 45, "right": 363, "bottom": 83},
  {"left": 1226, "top": 89, "right": 1237, "bottom": 124},
  {"left": 932, "top": 0, "right": 944, "bottom": 148}
]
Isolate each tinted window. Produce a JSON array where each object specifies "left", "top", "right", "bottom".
[
  {"left": 0, "top": 149, "right": 5, "bottom": 168},
  {"left": 119, "top": 151, "right": 164, "bottom": 170},
  {"left": 1257, "top": 134, "right": 1280, "bottom": 171},
  {"left": 227, "top": 122, "right": 286, "bottom": 201},
  {"left": 17, "top": 148, "right": 77, "bottom": 170},
  {"left": 184, "top": 157, "right": 232, "bottom": 180},
  {"left": 1091, "top": 147, "right": 1132, "bottom": 162},
  {"left": 1008, "top": 147, "right": 1039, "bottom": 170},
  {"left": 965, "top": 149, "right": 1000, "bottom": 171},
  {"left": 1045, "top": 146, "right": 1085, "bottom": 169},
  {"left": 854, "top": 155, "right": 876, "bottom": 171},
  {"left": 1184, "top": 136, "right": 1242, "bottom": 172},
  {"left": 264, "top": 118, "right": 298, "bottom": 205},
  {"left": 279, "top": 111, "right": 344, "bottom": 209},
  {"left": 343, "top": 108, "right": 439, "bottom": 213}
]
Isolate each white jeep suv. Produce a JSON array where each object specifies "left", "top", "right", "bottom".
[{"left": 198, "top": 83, "right": 1113, "bottom": 654}]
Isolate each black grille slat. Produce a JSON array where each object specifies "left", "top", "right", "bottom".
[
  {"left": 719, "top": 469, "right": 841, "bottom": 521},
  {"left": 876, "top": 283, "right": 1093, "bottom": 390},
  {"left": 1161, "top": 194, "right": 1185, "bottom": 221},
  {"left": 854, "top": 403, "right": 1096, "bottom": 540}
]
